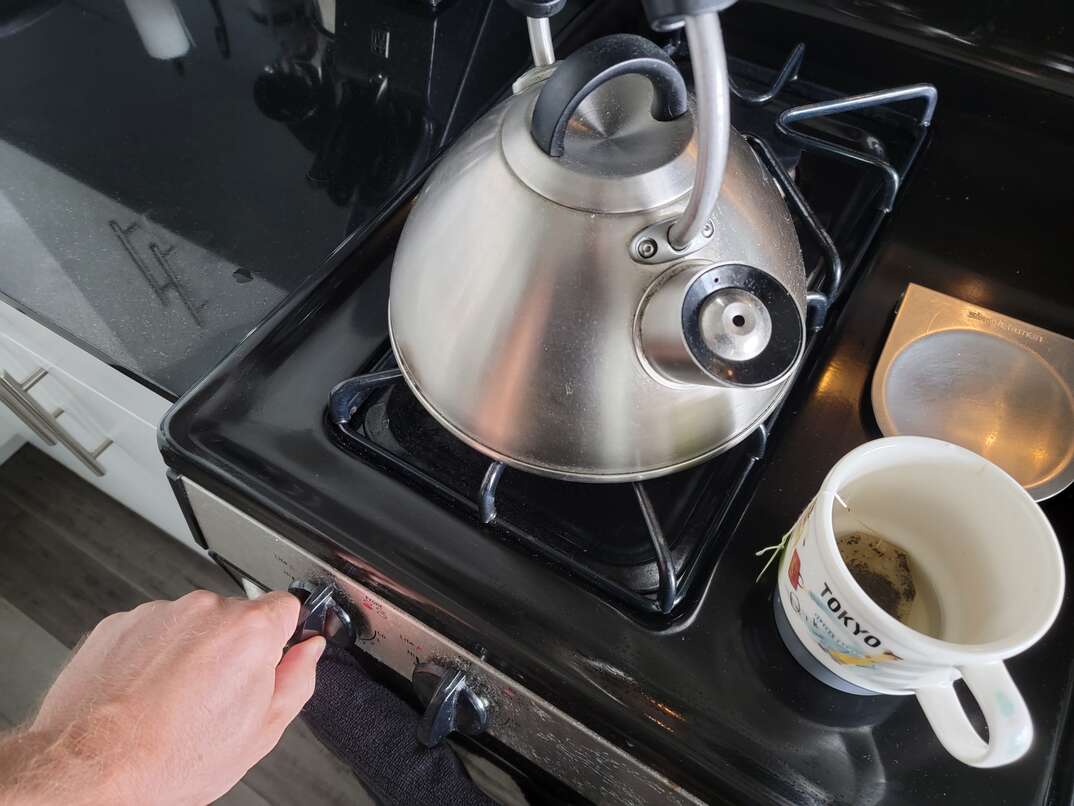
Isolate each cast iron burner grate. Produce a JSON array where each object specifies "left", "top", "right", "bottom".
[{"left": 327, "top": 43, "right": 936, "bottom": 618}]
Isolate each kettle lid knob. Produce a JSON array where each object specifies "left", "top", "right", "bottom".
[{"left": 530, "top": 34, "right": 689, "bottom": 158}]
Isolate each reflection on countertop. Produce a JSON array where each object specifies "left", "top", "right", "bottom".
[
  {"left": 0, "top": 0, "right": 548, "bottom": 395},
  {"left": 761, "top": 0, "right": 1074, "bottom": 96}
]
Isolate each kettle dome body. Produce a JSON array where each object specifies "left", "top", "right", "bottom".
[{"left": 388, "top": 78, "right": 806, "bottom": 481}]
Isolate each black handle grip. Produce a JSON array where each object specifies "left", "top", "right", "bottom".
[
  {"left": 641, "top": 0, "right": 738, "bottom": 32},
  {"left": 504, "top": 0, "right": 565, "bottom": 17},
  {"left": 530, "top": 34, "right": 688, "bottom": 158}
]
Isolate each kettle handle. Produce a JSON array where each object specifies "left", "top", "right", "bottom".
[
  {"left": 641, "top": 0, "right": 738, "bottom": 32},
  {"left": 503, "top": 0, "right": 564, "bottom": 67},
  {"left": 530, "top": 34, "right": 689, "bottom": 158},
  {"left": 632, "top": 0, "right": 737, "bottom": 250}
]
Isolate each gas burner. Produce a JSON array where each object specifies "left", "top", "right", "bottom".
[{"left": 327, "top": 43, "right": 935, "bottom": 617}]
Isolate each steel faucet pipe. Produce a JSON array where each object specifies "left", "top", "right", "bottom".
[
  {"left": 527, "top": 17, "right": 555, "bottom": 67},
  {"left": 668, "top": 11, "right": 730, "bottom": 250}
]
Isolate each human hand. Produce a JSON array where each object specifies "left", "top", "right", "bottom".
[{"left": 0, "top": 590, "right": 324, "bottom": 806}]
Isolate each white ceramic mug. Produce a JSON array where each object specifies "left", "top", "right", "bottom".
[{"left": 776, "top": 436, "right": 1065, "bottom": 768}]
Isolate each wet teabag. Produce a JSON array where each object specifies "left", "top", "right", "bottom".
[{"left": 837, "top": 532, "right": 916, "bottom": 624}]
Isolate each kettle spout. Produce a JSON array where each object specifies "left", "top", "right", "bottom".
[{"left": 638, "top": 262, "right": 805, "bottom": 390}]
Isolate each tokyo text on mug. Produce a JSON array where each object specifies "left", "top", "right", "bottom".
[{"left": 776, "top": 437, "right": 1065, "bottom": 768}]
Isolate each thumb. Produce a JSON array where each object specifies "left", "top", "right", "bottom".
[{"left": 269, "top": 635, "right": 326, "bottom": 731}]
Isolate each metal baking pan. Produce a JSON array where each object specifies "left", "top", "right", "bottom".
[{"left": 872, "top": 283, "right": 1074, "bottom": 501}]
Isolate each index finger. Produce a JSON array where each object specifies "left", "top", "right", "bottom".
[{"left": 246, "top": 590, "right": 301, "bottom": 648}]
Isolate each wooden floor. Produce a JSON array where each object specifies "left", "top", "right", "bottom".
[{"left": 0, "top": 446, "right": 374, "bottom": 806}]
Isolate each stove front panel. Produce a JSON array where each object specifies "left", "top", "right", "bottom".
[{"left": 181, "top": 478, "right": 703, "bottom": 806}]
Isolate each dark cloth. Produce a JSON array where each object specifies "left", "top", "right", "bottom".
[{"left": 302, "top": 646, "right": 498, "bottom": 806}]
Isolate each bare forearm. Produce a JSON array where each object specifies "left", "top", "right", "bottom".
[
  {"left": 0, "top": 728, "right": 51, "bottom": 806},
  {"left": 0, "top": 592, "right": 321, "bottom": 806},
  {"left": 0, "top": 723, "right": 122, "bottom": 806}
]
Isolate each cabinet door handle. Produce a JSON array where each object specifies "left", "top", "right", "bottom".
[
  {"left": 0, "top": 369, "right": 112, "bottom": 477},
  {"left": 0, "top": 370, "right": 58, "bottom": 446}
]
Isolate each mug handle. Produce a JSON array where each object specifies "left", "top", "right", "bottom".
[{"left": 915, "top": 662, "right": 1033, "bottom": 768}]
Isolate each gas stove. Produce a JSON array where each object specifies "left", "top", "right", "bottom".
[
  {"left": 161, "top": 2, "right": 1074, "bottom": 804},
  {"left": 322, "top": 42, "right": 933, "bottom": 617}
]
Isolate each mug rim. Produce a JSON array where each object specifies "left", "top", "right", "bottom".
[{"left": 813, "top": 436, "right": 1065, "bottom": 661}]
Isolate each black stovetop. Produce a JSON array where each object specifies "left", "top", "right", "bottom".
[{"left": 162, "top": 3, "right": 1074, "bottom": 804}]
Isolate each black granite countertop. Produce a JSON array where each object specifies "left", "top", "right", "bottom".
[
  {"left": 161, "top": 3, "right": 1074, "bottom": 804},
  {"left": 0, "top": 0, "right": 566, "bottom": 396}
]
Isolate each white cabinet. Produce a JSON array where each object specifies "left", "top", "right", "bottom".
[{"left": 0, "top": 301, "right": 197, "bottom": 550}]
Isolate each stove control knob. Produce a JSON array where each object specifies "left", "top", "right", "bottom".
[
  {"left": 412, "top": 662, "right": 489, "bottom": 747},
  {"left": 287, "top": 580, "right": 356, "bottom": 647}
]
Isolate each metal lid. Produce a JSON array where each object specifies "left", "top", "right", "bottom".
[
  {"left": 872, "top": 284, "right": 1074, "bottom": 501},
  {"left": 501, "top": 75, "right": 698, "bottom": 214}
]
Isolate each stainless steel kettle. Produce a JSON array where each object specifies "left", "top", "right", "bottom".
[{"left": 388, "top": 0, "right": 806, "bottom": 482}]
